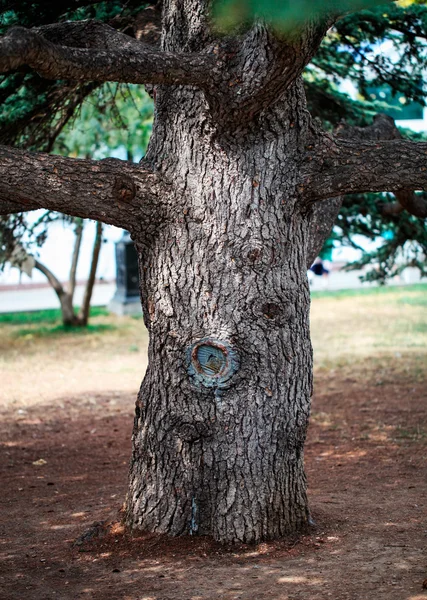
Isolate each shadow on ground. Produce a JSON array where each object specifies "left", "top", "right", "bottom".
[{"left": 1, "top": 374, "right": 427, "bottom": 600}]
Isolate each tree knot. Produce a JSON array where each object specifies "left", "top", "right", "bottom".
[{"left": 113, "top": 175, "right": 136, "bottom": 204}]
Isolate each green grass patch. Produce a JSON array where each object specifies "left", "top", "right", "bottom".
[
  {"left": 311, "top": 283, "right": 427, "bottom": 300},
  {"left": 397, "top": 294, "right": 427, "bottom": 307},
  {"left": 16, "top": 322, "right": 115, "bottom": 338},
  {"left": 0, "top": 306, "right": 109, "bottom": 325},
  {"left": 409, "top": 322, "right": 427, "bottom": 334},
  {"left": 394, "top": 426, "right": 427, "bottom": 441}
]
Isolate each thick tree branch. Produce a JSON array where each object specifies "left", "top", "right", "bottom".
[
  {"left": 0, "top": 147, "right": 166, "bottom": 232},
  {"left": 212, "top": 1, "right": 396, "bottom": 119},
  {"left": 35, "top": 9, "right": 160, "bottom": 51},
  {"left": 302, "top": 115, "right": 427, "bottom": 218},
  {"left": 305, "top": 113, "right": 427, "bottom": 265},
  {"left": 0, "top": 199, "right": 40, "bottom": 215},
  {"left": 0, "top": 25, "right": 219, "bottom": 87},
  {"left": 228, "top": 0, "right": 398, "bottom": 115},
  {"left": 219, "top": 0, "right": 397, "bottom": 120}
]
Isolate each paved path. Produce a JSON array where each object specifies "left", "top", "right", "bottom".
[
  {"left": 0, "top": 267, "right": 425, "bottom": 313},
  {"left": 0, "top": 283, "right": 116, "bottom": 314},
  {"left": 309, "top": 264, "right": 425, "bottom": 292}
]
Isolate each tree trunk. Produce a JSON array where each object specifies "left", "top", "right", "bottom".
[
  {"left": 78, "top": 221, "right": 103, "bottom": 326},
  {"left": 2, "top": 0, "right": 427, "bottom": 548},
  {"left": 125, "top": 78, "right": 315, "bottom": 543},
  {"left": 68, "top": 218, "right": 84, "bottom": 299},
  {"left": 34, "top": 259, "right": 79, "bottom": 326},
  {"left": 59, "top": 292, "right": 79, "bottom": 327}
]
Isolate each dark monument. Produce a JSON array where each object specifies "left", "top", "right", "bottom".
[{"left": 108, "top": 231, "right": 141, "bottom": 315}]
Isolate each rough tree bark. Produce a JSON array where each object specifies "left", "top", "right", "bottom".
[{"left": 0, "top": 0, "right": 426, "bottom": 543}]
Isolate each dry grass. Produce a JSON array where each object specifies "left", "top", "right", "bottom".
[
  {"left": 0, "top": 284, "right": 426, "bottom": 411},
  {"left": 311, "top": 284, "right": 427, "bottom": 384},
  {"left": 0, "top": 313, "right": 149, "bottom": 410}
]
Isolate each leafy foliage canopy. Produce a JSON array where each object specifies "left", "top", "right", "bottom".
[{"left": 0, "top": 0, "right": 426, "bottom": 281}]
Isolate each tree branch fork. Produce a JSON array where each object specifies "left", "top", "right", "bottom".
[
  {"left": 0, "top": 0, "right": 399, "bottom": 119},
  {"left": 0, "top": 15, "right": 333, "bottom": 121},
  {"left": 1, "top": 113, "right": 426, "bottom": 234},
  {"left": 0, "top": 10, "right": 426, "bottom": 223}
]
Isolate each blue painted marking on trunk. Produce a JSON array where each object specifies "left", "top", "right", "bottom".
[
  {"left": 187, "top": 338, "right": 239, "bottom": 389},
  {"left": 190, "top": 496, "right": 198, "bottom": 535},
  {"left": 214, "top": 387, "right": 223, "bottom": 405},
  {"left": 197, "top": 344, "right": 226, "bottom": 376}
]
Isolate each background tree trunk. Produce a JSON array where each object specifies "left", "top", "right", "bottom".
[
  {"left": 78, "top": 221, "right": 103, "bottom": 326},
  {"left": 34, "top": 219, "right": 102, "bottom": 327},
  {"left": 68, "top": 218, "right": 84, "bottom": 299},
  {"left": 34, "top": 259, "right": 78, "bottom": 326}
]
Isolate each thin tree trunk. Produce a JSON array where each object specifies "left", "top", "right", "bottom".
[
  {"left": 78, "top": 221, "right": 103, "bottom": 326},
  {"left": 68, "top": 218, "right": 84, "bottom": 300},
  {"left": 34, "top": 259, "right": 77, "bottom": 326}
]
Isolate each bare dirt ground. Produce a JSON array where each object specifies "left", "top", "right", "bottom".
[{"left": 1, "top": 288, "right": 427, "bottom": 600}]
